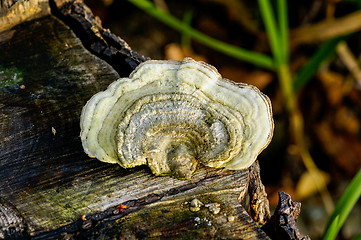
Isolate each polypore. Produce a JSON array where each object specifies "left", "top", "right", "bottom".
[{"left": 80, "top": 58, "right": 273, "bottom": 179}]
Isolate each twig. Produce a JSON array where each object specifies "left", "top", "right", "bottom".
[
  {"left": 290, "top": 10, "right": 361, "bottom": 47},
  {"left": 336, "top": 41, "right": 361, "bottom": 86}
]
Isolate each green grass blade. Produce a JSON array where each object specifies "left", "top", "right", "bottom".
[
  {"left": 129, "top": 0, "right": 275, "bottom": 70},
  {"left": 258, "top": 0, "right": 282, "bottom": 66},
  {"left": 277, "top": 0, "right": 289, "bottom": 62},
  {"left": 323, "top": 215, "right": 340, "bottom": 240},
  {"left": 181, "top": 9, "right": 193, "bottom": 48},
  {"left": 293, "top": 35, "right": 346, "bottom": 92},
  {"left": 322, "top": 168, "right": 361, "bottom": 240}
]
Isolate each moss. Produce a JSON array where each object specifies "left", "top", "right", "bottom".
[
  {"left": 114, "top": 199, "right": 217, "bottom": 239},
  {"left": 0, "top": 65, "right": 23, "bottom": 89}
]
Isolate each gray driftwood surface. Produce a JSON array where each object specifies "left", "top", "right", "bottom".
[{"left": 0, "top": 0, "right": 274, "bottom": 239}]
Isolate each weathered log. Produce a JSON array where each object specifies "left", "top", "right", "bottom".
[
  {"left": 262, "top": 192, "right": 311, "bottom": 240},
  {"left": 0, "top": 0, "right": 291, "bottom": 239},
  {"left": 49, "top": 0, "right": 149, "bottom": 75}
]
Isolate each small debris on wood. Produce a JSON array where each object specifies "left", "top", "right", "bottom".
[
  {"left": 189, "top": 200, "right": 221, "bottom": 215},
  {"left": 116, "top": 203, "right": 127, "bottom": 212},
  {"left": 205, "top": 203, "right": 221, "bottom": 215},
  {"left": 227, "top": 215, "right": 235, "bottom": 222},
  {"left": 51, "top": 127, "right": 56, "bottom": 135},
  {"left": 262, "top": 192, "right": 310, "bottom": 240},
  {"left": 194, "top": 217, "right": 212, "bottom": 227},
  {"left": 189, "top": 199, "right": 203, "bottom": 212},
  {"left": 82, "top": 219, "right": 92, "bottom": 229}
]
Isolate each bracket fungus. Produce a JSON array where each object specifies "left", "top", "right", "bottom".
[{"left": 80, "top": 58, "right": 273, "bottom": 179}]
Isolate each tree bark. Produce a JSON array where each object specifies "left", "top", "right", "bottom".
[{"left": 0, "top": 1, "right": 272, "bottom": 239}]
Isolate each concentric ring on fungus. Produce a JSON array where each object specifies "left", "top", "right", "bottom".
[{"left": 80, "top": 57, "right": 274, "bottom": 179}]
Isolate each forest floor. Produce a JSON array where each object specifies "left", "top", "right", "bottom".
[{"left": 83, "top": 1, "right": 361, "bottom": 239}]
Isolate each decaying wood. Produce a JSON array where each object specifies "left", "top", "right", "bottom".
[
  {"left": 1, "top": 0, "right": 305, "bottom": 239},
  {"left": 0, "top": 197, "right": 28, "bottom": 239},
  {"left": 0, "top": 0, "right": 50, "bottom": 32},
  {"left": 247, "top": 160, "right": 271, "bottom": 225},
  {"left": 0, "top": 1, "right": 270, "bottom": 239},
  {"left": 50, "top": 0, "right": 149, "bottom": 76},
  {"left": 262, "top": 192, "right": 311, "bottom": 240}
]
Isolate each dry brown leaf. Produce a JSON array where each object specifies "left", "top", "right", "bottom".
[
  {"left": 318, "top": 71, "right": 346, "bottom": 106},
  {"left": 315, "top": 121, "right": 361, "bottom": 176},
  {"left": 296, "top": 169, "right": 330, "bottom": 200},
  {"left": 334, "top": 107, "right": 360, "bottom": 135},
  {"left": 333, "top": 136, "right": 361, "bottom": 176},
  {"left": 164, "top": 43, "right": 207, "bottom": 62},
  {"left": 315, "top": 122, "right": 339, "bottom": 156},
  {"left": 220, "top": 66, "right": 273, "bottom": 91}
]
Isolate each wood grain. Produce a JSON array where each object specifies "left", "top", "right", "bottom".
[{"left": 0, "top": 13, "right": 270, "bottom": 239}]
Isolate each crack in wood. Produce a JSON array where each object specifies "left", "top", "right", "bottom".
[
  {"left": 30, "top": 170, "right": 229, "bottom": 239},
  {"left": 49, "top": 0, "right": 149, "bottom": 76}
]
